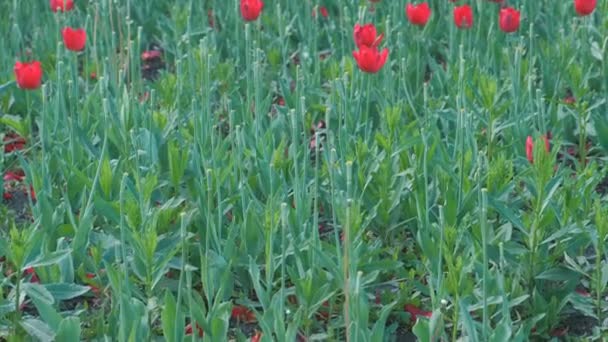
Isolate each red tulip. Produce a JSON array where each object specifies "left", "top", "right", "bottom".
[
  {"left": 353, "top": 23, "right": 384, "bottom": 48},
  {"left": 4, "top": 171, "right": 25, "bottom": 182},
  {"left": 208, "top": 10, "right": 216, "bottom": 28},
  {"left": 3, "top": 133, "right": 26, "bottom": 153},
  {"left": 62, "top": 27, "right": 86, "bottom": 51},
  {"left": 141, "top": 50, "right": 162, "bottom": 61},
  {"left": 232, "top": 305, "right": 257, "bottom": 322},
  {"left": 313, "top": 6, "right": 329, "bottom": 18},
  {"left": 251, "top": 332, "right": 262, "bottom": 342},
  {"left": 240, "top": 0, "right": 264, "bottom": 21},
  {"left": 14, "top": 61, "right": 42, "bottom": 90},
  {"left": 526, "top": 135, "right": 550, "bottom": 164},
  {"left": 574, "top": 0, "right": 596, "bottom": 16},
  {"left": 352, "top": 46, "right": 389, "bottom": 73},
  {"left": 185, "top": 323, "right": 204, "bottom": 337},
  {"left": 50, "top": 0, "right": 74, "bottom": 12},
  {"left": 24, "top": 267, "right": 40, "bottom": 283},
  {"left": 453, "top": 5, "right": 473, "bottom": 29},
  {"left": 404, "top": 304, "right": 432, "bottom": 323},
  {"left": 406, "top": 3, "right": 431, "bottom": 26},
  {"left": 525, "top": 136, "right": 534, "bottom": 163},
  {"left": 499, "top": 7, "right": 520, "bottom": 33}
]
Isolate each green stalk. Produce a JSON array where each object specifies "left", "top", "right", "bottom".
[
  {"left": 177, "top": 212, "right": 187, "bottom": 342},
  {"left": 118, "top": 173, "right": 130, "bottom": 342},
  {"left": 480, "top": 188, "right": 489, "bottom": 340},
  {"left": 343, "top": 161, "right": 353, "bottom": 342},
  {"left": 280, "top": 203, "right": 288, "bottom": 328}
]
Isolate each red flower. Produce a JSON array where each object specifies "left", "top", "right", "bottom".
[
  {"left": 208, "top": 10, "right": 216, "bottom": 28},
  {"left": 499, "top": 7, "right": 520, "bottom": 33},
  {"left": 353, "top": 23, "right": 384, "bottom": 48},
  {"left": 185, "top": 323, "right": 204, "bottom": 337},
  {"left": 4, "top": 171, "right": 25, "bottom": 182},
  {"left": 526, "top": 135, "right": 550, "bottom": 164},
  {"left": 240, "top": 0, "right": 264, "bottom": 21},
  {"left": 141, "top": 50, "right": 162, "bottom": 61},
  {"left": 313, "top": 6, "right": 328, "bottom": 18},
  {"left": 62, "top": 27, "right": 87, "bottom": 51},
  {"left": 453, "top": 5, "right": 473, "bottom": 29},
  {"left": 50, "top": 0, "right": 74, "bottom": 12},
  {"left": 3, "top": 133, "right": 26, "bottom": 153},
  {"left": 574, "top": 0, "right": 596, "bottom": 16},
  {"left": 27, "top": 185, "right": 37, "bottom": 202},
  {"left": 404, "top": 304, "right": 431, "bottom": 323},
  {"left": 232, "top": 305, "right": 257, "bottom": 323},
  {"left": 24, "top": 267, "right": 40, "bottom": 283},
  {"left": 526, "top": 136, "right": 534, "bottom": 163},
  {"left": 406, "top": 3, "right": 431, "bottom": 26},
  {"left": 251, "top": 332, "right": 262, "bottom": 342},
  {"left": 352, "top": 46, "right": 389, "bottom": 73},
  {"left": 14, "top": 61, "right": 42, "bottom": 90}
]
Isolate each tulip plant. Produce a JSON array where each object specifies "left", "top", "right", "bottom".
[{"left": 0, "top": 0, "right": 607, "bottom": 341}]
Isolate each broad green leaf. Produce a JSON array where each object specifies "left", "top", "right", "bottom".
[
  {"left": 100, "top": 154, "right": 113, "bottom": 198},
  {"left": 20, "top": 318, "right": 55, "bottom": 342},
  {"left": 0, "top": 80, "right": 14, "bottom": 94},
  {"left": 412, "top": 317, "right": 431, "bottom": 342},
  {"left": 0, "top": 299, "right": 16, "bottom": 316},
  {"left": 370, "top": 302, "right": 397, "bottom": 342},
  {"left": 602, "top": 263, "right": 608, "bottom": 292},
  {"left": 55, "top": 317, "right": 82, "bottom": 342},
  {"left": 0, "top": 114, "right": 26, "bottom": 137},
  {"left": 44, "top": 283, "right": 91, "bottom": 301},
  {"left": 460, "top": 298, "right": 479, "bottom": 342},
  {"left": 29, "top": 294, "right": 63, "bottom": 332},
  {"left": 535, "top": 267, "right": 580, "bottom": 282},
  {"left": 162, "top": 290, "right": 177, "bottom": 342},
  {"left": 22, "top": 282, "right": 54, "bottom": 305},
  {"left": 489, "top": 321, "right": 512, "bottom": 342},
  {"left": 57, "top": 239, "right": 74, "bottom": 284},
  {"left": 23, "top": 249, "right": 72, "bottom": 270}
]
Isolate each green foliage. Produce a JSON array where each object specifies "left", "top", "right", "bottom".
[{"left": 0, "top": 0, "right": 607, "bottom": 340}]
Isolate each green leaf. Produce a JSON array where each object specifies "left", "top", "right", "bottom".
[
  {"left": 429, "top": 309, "right": 444, "bottom": 341},
  {"left": 0, "top": 80, "right": 14, "bottom": 94},
  {"left": 57, "top": 239, "right": 74, "bottom": 284},
  {"left": 0, "top": 114, "right": 26, "bottom": 137},
  {"left": 460, "top": 298, "right": 479, "bottom": 342},
  {"left": 55, "top": 317, "right": 82, "bottom": 342},
  {"left": 602, "top": 262, "right": 608, "bottom": 292},
  {"left": 590, "top": 41, "right": 603, "bottom": 62},
  {"left": 487, "top": 196, "right": 524, "bottom": 232},
  {"left": 162, "top": 290, "right": 177, "bottom": 342},
  {"left": 29, "top": 296, "right": 63, "bottom": 333},
  {"left": 370, "top": 302, "right": 397, "bottom": 342},
  {"left": 20, "top": 318, "right": 55, "bottom": 342},
  {"left": 540, "top": 176, "right": 562, "bottom": 215},
  {"left": 535, "top": 267, "right": 580, "bottom": 282},
  {"left": 209, "top": 301, "right": 231, "bottom": 339},
  {"left": 0, "top": 299, "right": 16, "bottom": 316},
  {"left": 44, "top": 283, "right": 91, "bottom": 301},
  {"left": 489, "top": 321, "right": 512, "bottom": 342},
  {"left": 23, "top": 249, "right": 72, "bottom": 270},
  {"left": 22, "top": 282, "right": 54, "bottom": 305},
  {"left": 100, "top": 154, "right": 113, "bottom": 198},
  {"left": 412, "top": 317, "right": 431, "bottom": 342}
]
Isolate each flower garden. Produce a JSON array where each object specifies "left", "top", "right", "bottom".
[{"left": 1, "top": 0, "right": 608, "bottom": 340}]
